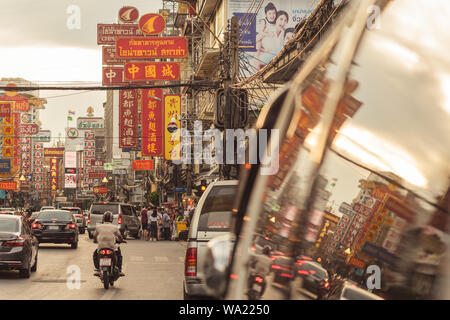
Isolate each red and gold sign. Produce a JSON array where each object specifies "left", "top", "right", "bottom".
[
  {"left": 138, "top": 13, "right": 166, "bottom": 35},
  {"left": 44, "top": 148, "right": 65, "bottom": 158},
  {"left": 349, "top": 257, "right": 366, "bottom": 269},
  {"left": 119, "top": 89, "right": 138, "bottom": 149},
  {"left": 115, "top": 37, "right": 188, "bottom": 59},
  {"left": 141, "top": 88, "right": 163, "bottom": 156},
  {"left": 0, "top": 102, "right": 12, "bottom": 118},
  {"left": 94, "top": 186, "right": 108, "bottom": 194},
  {"left": 124, "top": 62, "right": 180, "bottom": 81},
  {"left": 0, "top": 181, "right": 17, "bottom": 190},
  {"left": 119, "top": 6, "right": 139, "bottom": 23},
  {"left": 132, "top": 160, "right": 154, "bottom": 171},
  {"left": 102, "top": 67, "right": 127, "bottom": 86},
  {"left": 102, "top": 46, "right": 125, "bottom": 65},
  {"left": 0, "top": 87, "right": 29, "bottom": 112},
  {"left": 50, "top": 158, "right": 59, "bottom": 194},
  {"left": 164, "top": 95, "right": 181, "bottom": 161}
]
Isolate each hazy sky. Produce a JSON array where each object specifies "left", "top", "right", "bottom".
[{"left": 0, "top": 0, "right": 162, "bottom": 139}]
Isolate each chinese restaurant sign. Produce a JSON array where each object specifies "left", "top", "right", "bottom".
[
  {"left": 164, "top": 95, "right": 181, "bottom": 161},
  {"left": 141, "top": 88, "right": 163, "bottom": 156},
  {"left": 119, "top": 89, "right": 138, "bottom": 149},
  {"left": 115, "top": 37, "right": 188, "bottom": 59},
  {"left": 124, "top": 62, "right": 180, "bottom": 81}
]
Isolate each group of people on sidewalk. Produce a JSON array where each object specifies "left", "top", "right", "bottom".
[{"left": 139, "top": 205, "right": 194, "bottom": 241}]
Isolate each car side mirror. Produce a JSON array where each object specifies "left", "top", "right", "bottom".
[
  {"left": 203, "top": 233, "right": 235, "bottom": 298},
  {"left": 178, "top": 230, "right": 188, "bottom": 241}
]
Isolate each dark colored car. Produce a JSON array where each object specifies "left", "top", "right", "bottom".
[
  {"left": 296, "top": 261, "right": 329, "bottom": 296},
  {"left": 31, "top": 210, "right": 79, "bottom": 249},
  {"left": 0, "top": 215, "right": 38, "bottom": 278},
  {"left": 271, "top": 255, "right": 294, "bottom": 287},
  {"left": 26, "top": 212, "right": 40, "bottom": 226},
  {"left": 61, "top": 207, "right": 86, "bottom": 234}
]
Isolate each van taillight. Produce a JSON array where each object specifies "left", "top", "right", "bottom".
[
  {"left": 185, "top": 247, "right": 197, "bottom": 277},
  {"left": 118, "top": 214, "right": 122, "bottom": 225}
]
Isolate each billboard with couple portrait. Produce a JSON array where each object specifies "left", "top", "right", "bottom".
[{"left": 229, "top": 0, "right": 317, "bottom": 77}]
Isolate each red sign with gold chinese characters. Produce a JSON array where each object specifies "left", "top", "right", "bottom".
[
  {"left": 132, "top": 160, "right": 154, "bottom": 171},
  {"left": 115, "top": 37, "right": 188, "bottom": 59},
  {"left": 0, "top": 181, "right": 17, "bottom": 190},
  {"left": 50, "top": 158, "right": 59, "bottom": 194},
  {"left": 138, "top": 13, "right": 166, "bottom": 35},
  {"left": 94, "top": 186, "right": 108, "bottom": 194},
  {"left": 124, "top": 62, "right": 180, "bottom": 81},
  {"left": 141, "top": 88, "right": 163, "bottom": 156},
  {"left": 119, "top": 89, "right": 138, "bottom": 149}
]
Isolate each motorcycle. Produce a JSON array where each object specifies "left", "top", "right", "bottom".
[
  {"left": 247, "top": 273, "right": 266, "bottom": 300},
  {"left": 95, "top": 240, "right": 126, "bottom": 289}
]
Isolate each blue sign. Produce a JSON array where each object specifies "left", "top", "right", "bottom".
[{"left": 0, "top": 159, "right": 11, "bottom": 173}]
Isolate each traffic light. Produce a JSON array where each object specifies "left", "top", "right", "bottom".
[{"left": 200, "top": 180, "right": 207, "bottom": 192}]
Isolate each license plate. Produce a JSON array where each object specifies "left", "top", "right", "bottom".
[
  {"left": 253, "top": 284, "right": 262, "bottom": 292},
  {"left": 100, "top": 258, "right": 112, "bottom": 267},
  {"left": 49, "top": 226, "right": 59, "bottom": 230}
]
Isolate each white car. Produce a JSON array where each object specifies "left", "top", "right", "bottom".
[
  {"left": 183, "top": 180, "right": 239, "bottom": 300},
  {"left": 40, "top": 206, "right": 56, "bottom": 211},
  {"left": 339, "top": 282, "right": 384, "bottom": 300}
]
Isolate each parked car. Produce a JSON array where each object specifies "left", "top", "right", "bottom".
[
  {"left": 200, "top": 0, "right": 450, "bottom": 300},
  {"left": 86, "top": 202, "right": 141, "bottom": 240},
  {"left": 182, "top": 180, "right": 239, "bottom": 300},
  {"left": 61, "top": 207, "right": 86, "bottom": 234},
  {"left": 31, "top": 210, "right": 79, "bottom": 249},
  {"left": 0, "top": 215, "right": 38, "bottom": 278}
]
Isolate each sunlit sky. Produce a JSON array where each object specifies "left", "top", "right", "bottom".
[{"left": 0, "top": 0, "right": 162, "bottom": 140}]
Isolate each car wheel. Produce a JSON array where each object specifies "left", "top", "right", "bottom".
[
  {"left": 71, "top": 241, "right": 78, "bottom": 249},
  {"left": 19, "top": 259, "right": 31, "bottom": 278},
  {"left": 31, "top": 252, "right": 38, "bottom": 272},
  {"left": 79, "top": 228, "right": 85, "bottom": 234}
]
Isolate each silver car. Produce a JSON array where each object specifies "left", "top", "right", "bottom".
[
  {"left": 61, "top": 207, "right": 86, "bottom": 234},
  {"left": 87, "top": 202, "right": 141, "bottom": 240},
  {"left": 183, "top": 180, "right": 239, "bottom": 300}
]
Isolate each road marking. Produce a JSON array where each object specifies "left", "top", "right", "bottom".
[
  {"left": 130, "top": 255, "right": 144, "bottom": 262},
  {"left": 154, "top": 256, "right": 169, "bottom": 263}
]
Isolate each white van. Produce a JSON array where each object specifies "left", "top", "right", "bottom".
[{"left": 183, "top": 180, "right": 239, "bottom": 299}]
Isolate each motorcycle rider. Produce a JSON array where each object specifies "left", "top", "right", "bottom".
[
  {"left": 248, "top": 245, "right": 273, "bottom": 297},
  {"left": 93, "top": 211, "right": 125, "bottom": 277}
]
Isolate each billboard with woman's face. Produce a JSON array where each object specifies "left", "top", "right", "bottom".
[{"left": 228, "top": 0, "right": 318, "bottom": 77}]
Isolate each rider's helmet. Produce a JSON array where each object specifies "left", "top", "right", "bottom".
[
  {"left": 102, "top": 211, "right": 114, "bottom": 223},
  {"left": 262, "top": 245, "right": 271, "bottom": 257}
]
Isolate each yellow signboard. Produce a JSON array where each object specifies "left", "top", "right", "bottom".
[{"left": 164, "top": 95, "right": 181, "bottom": 161}]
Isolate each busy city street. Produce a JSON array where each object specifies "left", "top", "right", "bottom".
[
  {"left": 0, "top": 0, "right": 449, "bottom": 306},
  {"left": 0, "top": 233, "right": 186, "bottom": 300}
]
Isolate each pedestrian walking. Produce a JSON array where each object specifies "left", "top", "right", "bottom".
[
  {"left": 149, "top": 208, "right": 158, "bottom": 241},
  {"left": 162, "top": 210, "right": 171, "bottom": 240},
  {"left": 157, "top": 207, "right": 163, "bottom": 240},
  {"left": 140, "top": 205, "right": 149, "bottom": 241}
]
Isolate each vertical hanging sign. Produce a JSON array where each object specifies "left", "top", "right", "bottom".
[
  {"left": 163, "top": 95, "right": 181, "bottom": 161},
  {"left": 141, "top": 88, "right": 163, "bottom": 156},
  {"left": 119, "top": 89, "right": 138, "bottom": 149}
]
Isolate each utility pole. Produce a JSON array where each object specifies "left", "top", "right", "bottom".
[{"left": 221, "top": 16, "right": 240, "bottom": 180}]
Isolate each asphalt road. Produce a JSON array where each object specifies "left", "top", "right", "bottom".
[{"left": 0, "top": 233, "right": 187, "bottom": 300}]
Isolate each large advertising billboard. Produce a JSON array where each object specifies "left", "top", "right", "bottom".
[{"left": 229, "top": 0, "right": 317, "bottom": 76}]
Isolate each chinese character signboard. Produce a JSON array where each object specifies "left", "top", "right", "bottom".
[
  {"left": 132, "top": 160, "right": 154, "bottom": 171},
  {"left": 83, "top": 130, "right": 95, "bottom": 185},
  {"left": 164, "top": 95, "right": 181, "bottom": 161},
  {"left": 94, "top": 186, "right": 108, "bottom": 194},
  {"left": 102, "top": 46, "right": 126, "bottom": 65},
  {"left": 102, "top": 67, "right": 128, "bottom": 86},
  {"left": 119, "top": 89, "right": 138, "bottom": 149},
  {"left": 0, "top": 102, "right": 12, "bottom": 118},
  {"left": 50, "top": 158, "right": 59, "bottom": 195},
  {"left": 32, "top": 142, "right": 44, "bottom": 191},
  {"left": 115, "top": 37, "right": 188, "bottom": 59},
  {"left": 141, "top": 88, "right": 163, "bottom": 156},
  {"left": 0, "top": 181, "right": 17, "bottom": 190},
  {"left": 124, "top": 62, "right": 180, "bottom": 81},
  {"left": 44, "top": 148, "right": 65, "bottom": 158}
]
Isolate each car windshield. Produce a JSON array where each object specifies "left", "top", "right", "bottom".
[
  {"left": 91, "top": 204, "right": 119, "bottom": 215},
  {"left": 0, "top": 218, "right": 19, "bottom": 233},
  {"left": 37, "top": 211, "right": 73, "bottom": 221}
]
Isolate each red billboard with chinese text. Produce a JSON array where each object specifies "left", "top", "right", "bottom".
[
  {"left": 119, "top": 89, "right": 138, "bottom": 149},
  {"left": 141, "top": 88, "right": 163, "bottom": 156},
  {"left": 124, "top": 62, "right": 180, "bottom": 81},
  {"left": 102, "top": 67, "right": 128, "bottom": 86},
  {"left": 115, "top": 37, "right": 188, "bottom": 59},
  {"left": 132, "top": 160, "right": 154, "bottom": 171}
]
